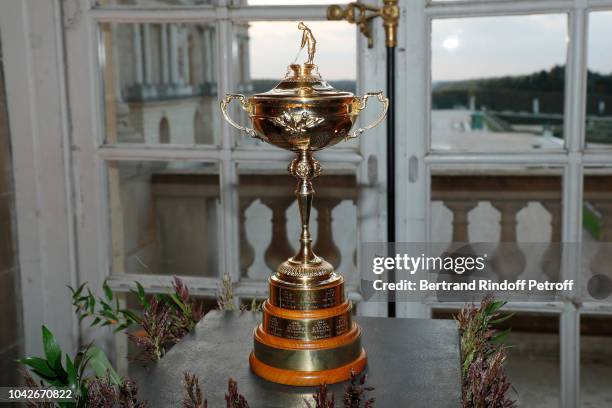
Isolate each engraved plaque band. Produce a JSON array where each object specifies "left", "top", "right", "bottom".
[
  {"left": 263, "top": 310, "right": 352, "bottom": 340},
  {"left": 269, "top": 281, "right": 345, "bottom": 310}
]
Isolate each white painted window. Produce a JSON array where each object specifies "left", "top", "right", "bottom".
[
  {"left": 397, "top": 1, "right": 612, "bottom": 406},
  {"left": 62, "top": 0, "right": 388, "bottom": 332}
]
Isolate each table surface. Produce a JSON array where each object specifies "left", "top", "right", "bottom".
[{"left": 137, "top": 311, "right": 461, "bottom": 407}]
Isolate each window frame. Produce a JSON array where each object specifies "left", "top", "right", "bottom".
[
  {"left": 397, "top": 0, "right": 612, "bottom": 406},
  {"left": 65, "top": 0, "right": 389, "bottom": 331}
]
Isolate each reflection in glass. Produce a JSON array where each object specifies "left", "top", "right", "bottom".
[
  {"left": 580, "top": 315, "right": 612, "bottom": 406},
  {"left": 97, "top": 0, "right": 214, "bottom": 8},
  {"left": 430, "top": 169, "right": 563, "bottom": 281},
  {"left": 582, "top": 171, "right": 612, "bottom": 302},
  {"left": 247, "top": 0, "right": 350, "bottom": 4},
  {"left": 236, "top": 164, "right": 358, "bottom": 284},
  {"left": 586, "top": 12, "right": 612, "bottom": 148},
  {"left": 232, "top": 21, "right": 357, "bottom": 148},
  {"left": 100, "top": 23, "right": 219, "bottom": 144},
  {"left": 108, "top": 161, "right": 221, "bottom": 277},
  {"left": 431, "top": 15, "right": 567, "bottom": 151}
]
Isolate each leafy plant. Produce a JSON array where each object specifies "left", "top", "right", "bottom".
[
  {"left": 225, "top": 378, "right": 249, "bottom": 408},
  {"left": 217, "top": 273, "right": 236, "bottom": 311},
  {"left": 127, "top": 296, "right": 179, "bottom": 362},
  {"left": 19, "top": 326, "right": 144, "bottom": 407},
  {"left": 70, "top": 281, "right": 141, "bottom": 332},
  {"left": 305, "top": 383, "right": 335, "bottom": 408},
  {"left": 456, "top": 294, "right": 516, "bottom": 408},
  {"left": 86, "top": 374, "right": 147, "bottom": 407},
  {"left": 182, "top": 371, "right": 207, "bottom": 408},
  {"left": 71, "top": 277, "right": 206, "bottom": 363},
  {"left": 167, "top": 276, "right": 205, "bottom": 334},
  {"left": 342, "top": 370, "right": 374, "bottom": 408}
]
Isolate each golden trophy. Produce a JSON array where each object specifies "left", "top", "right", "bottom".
[{"left": 220, "top": 23, "right": 388, "bottom": 386}]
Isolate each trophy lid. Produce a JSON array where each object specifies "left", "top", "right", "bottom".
[{"left": 251, "top": 23, "right": 353, "bottom": 102}]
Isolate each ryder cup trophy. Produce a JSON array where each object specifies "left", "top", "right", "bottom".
[{"left": 220, "top": 23, "right": 388, "bottom": 386}]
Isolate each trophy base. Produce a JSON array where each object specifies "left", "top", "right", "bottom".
[
  {"left": 250, "top": 323, "right": 366, "bottom": 386},
  {"left": 249, "top": 348, "right": 367, "bottom": 386}
]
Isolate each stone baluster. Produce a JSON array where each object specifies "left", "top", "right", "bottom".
[
  {"left": 589, "top": 201, "right": 612, "bottom": 277},
  {"left": 239, "top": 196, "right": 255, "bottom": 278},
  {"left": 313, "top": 198, "right": 342, "bottom": 269},
  {"left": 490, "top": 200, "right": 527, "bottom": 280},
  {"left": 262, "top": 197, "right": 295, "bottom": 271},
  {"left": 541, "top": 201, "right": 562, "bottom": 281},
  {"left": 443, "top": 200, "right": 478, "bottom": 253}
]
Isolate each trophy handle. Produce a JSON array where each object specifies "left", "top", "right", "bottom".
[
  {"left": 347, "top": 91, "right": 389, "bottom": 140},
  {"left": 220, "top": 94, "right": 258, "bottom": 138}
]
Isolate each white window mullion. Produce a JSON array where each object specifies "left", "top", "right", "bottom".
[
  {"left": 560, "top": 2, "right": 588, "bottom": 405},
  {"left": 396, "top": 0, "right": 429, "bottom": 318},
  {"left": 218, "top": 17, "right": 240, "bottom": 285}
]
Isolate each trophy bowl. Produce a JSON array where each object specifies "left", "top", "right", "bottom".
[
  {"left": 220, "top": 22, "right": 388, "bottom": 386},
  {"left": 221, "top": 63, "right": 388, "bottom": 152}
]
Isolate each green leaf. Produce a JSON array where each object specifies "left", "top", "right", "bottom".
[
  {"left": 42, "top": 326, "right": 62, "bottom": 370},
  {"left": 492, "top": 327, "right": 511, "bottom": 343},
  {"left": 86, "top": 346, "right": 121, "bottom": 385},
  {"left": 87, "top": 289, "right": 96, "bottom": 313},
  {"left": 133, "top": 281, "right": 149, "bottom": 309},
  {"left": 102, "top": 280, "right": 113, "bottom": 301},
  {"left": 113, "top": 323, "right": 128, "bottom": 333},
  {"left": 65, "top": 355, "right": 78, "bottom": 389},
  {"left": 120, "top": 309, "right": 141, "bottom": 324},
  {"left": 19, "top": 356, "right": 56, "bottom": 378},
  {"left": 491, "top": 312, "right": 515, "bottom": 325},
  {"left": 169, "top": 292, "right": 189, "bottom": 314},
  {"left": 485, "top": 300, "right": 507, "bottom": 316}
]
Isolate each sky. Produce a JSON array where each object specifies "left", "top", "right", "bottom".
[
  {"left": 248, "top": 21, "right": 356, "bottom": 80},
  {"left": 247, "top": 11, "right": 612, "bottom": 82}
]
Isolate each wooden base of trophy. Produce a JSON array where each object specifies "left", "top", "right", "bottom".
[{"left": 249, "top": 261, "right": 367, "bottom": 386}]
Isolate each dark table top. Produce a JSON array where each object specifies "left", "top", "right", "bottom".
[{"left": 137, "top": 311, "right": 461, "bottom": 407}]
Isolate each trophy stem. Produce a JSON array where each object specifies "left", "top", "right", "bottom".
[{"left": 288, "top": 149, "right": 322, "bottom": 265}]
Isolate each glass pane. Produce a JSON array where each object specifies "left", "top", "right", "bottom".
[
  {"left": 431, "top": 168, "right": 563, "bottom": 282},
  {"left": 582, "top": 169, "right": 612, "bottom": 302},
  {"left": 434, "top": 309, "right": 560, "bottom": 406},
  {"left": 247, "top": 0, "right": 350, "bottom": 4},
  {"left": 236, "top": 163, "right": 358, "bottom": 285},
  {"left": 586, "top": 12, "right": 612, "bottom": 149},
  {"left": 232, "top": 21, "right": 357, "bottom": 148},
  {"left": 580, "top": 315, "right": 612, "bottom": 406},
  {"left": 96, "top": 0, "right": 214, "bottom": 8},
  {"left": 100, "top": 23, "right": 219, "bottom": 145},
  {"left": 431, "top": 15, "right": 567, "bottom": 151},
  {"left": 108, "top": 161, "right": 221, "bottom": 277}
]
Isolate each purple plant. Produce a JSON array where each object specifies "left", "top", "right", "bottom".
[
  {"left": 86, "top": 374, "right": 148, "bottom": 407},
  {"left": 456, "top": 294, "right": 516, "bottom": 408},
  {"left": 343, "top": 370, "right": 374, "bottom": 408},
  {"left": 304, "top": 383, "right": 335, "bottom": 408},
  {"left": 182, "top": 371, "right": 208, "bottom": 408},
  {"left": 225, "top": 378, "right": 250, "bottom": 408},
  {"left": 128, "top": 296, "right": 179, "bottom": 362},
  {"left": 171, "top": 276, "right": 205, "bottom": 332}
]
